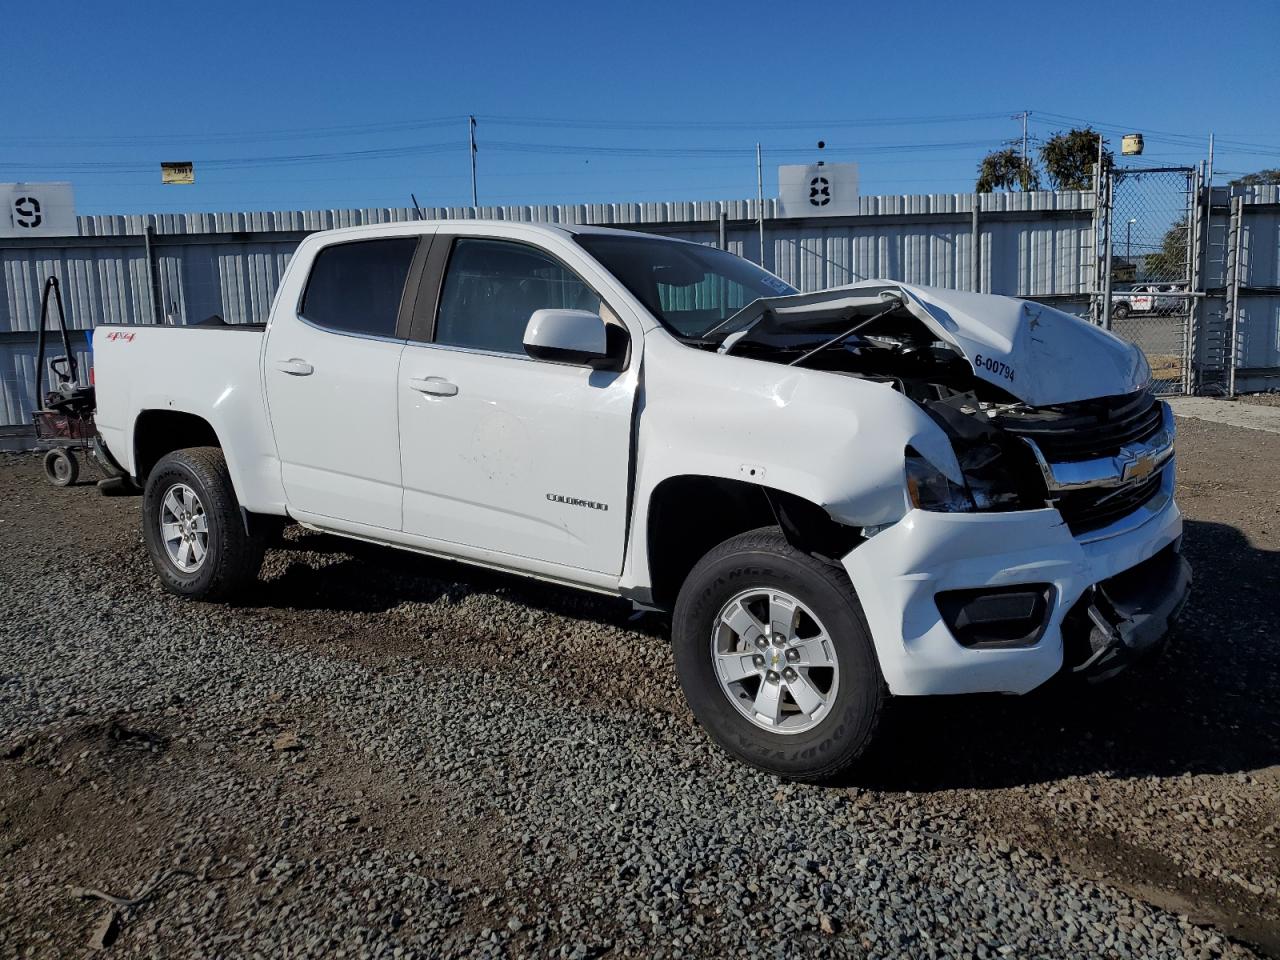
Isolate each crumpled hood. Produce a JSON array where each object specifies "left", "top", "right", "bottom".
[{"left": 737, "top": 281, "right": 1151, "bottom": 407}]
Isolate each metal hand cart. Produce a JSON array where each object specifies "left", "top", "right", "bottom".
[{"left": 31, "top": 276, "right": 128, "bottom": 490}]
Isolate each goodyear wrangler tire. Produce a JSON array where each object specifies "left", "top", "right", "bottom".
[
  {"left": 142, "top": 447, "right": 264, "bottom": 602},
  {"left": 672, "top": 526, "right": 885, "bottom": 782}
]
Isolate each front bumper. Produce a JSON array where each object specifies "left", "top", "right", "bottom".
[
  {"left": 841, "top": 462, "right": 1186, "bottom": 696},
  {"left": 1062, "top": 543, "right": 1191, "bottom": 682}
]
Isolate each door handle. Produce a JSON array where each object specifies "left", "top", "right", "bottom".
[
  {"left": 408, "top": 376, "right": 459, "bottom": 397},
  {"left": 274, "top": 358, "right": 314, "bottom": 376}
]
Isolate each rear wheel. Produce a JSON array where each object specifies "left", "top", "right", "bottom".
[
  {"left": 142, "top": 447, "right": 264, "bottom": 601},
  {"left": 43, "top": 448, "right": 78, "bottom": 487},
  {"left": 1112, "top": 302, "right": 1131, "bottom": 321},
  {"left": 672, "top": 527, "right": 885, "bottom": 782}
]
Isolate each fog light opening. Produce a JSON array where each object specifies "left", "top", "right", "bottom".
[{"left": 936, "top": 584, "right": 1055, "bottom": 649}]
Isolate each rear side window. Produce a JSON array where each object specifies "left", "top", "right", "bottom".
[
  {"left": 435, "top": 238, "right": 601, "bottom": 354},
  {"left": 301, "top": 238, "right": 418, "bottom": 338}
]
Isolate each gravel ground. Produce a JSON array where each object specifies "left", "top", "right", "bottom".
[
  {"left": 1240, "top": 393, "right": 1280, "bottom": 408},
  {"left": 2, "top": 415, "right": 1277, "bottom": 959}
]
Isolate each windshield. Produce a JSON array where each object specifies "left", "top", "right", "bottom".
[{"left": 575, "top": 233, "right": 797, "bottom": 340}]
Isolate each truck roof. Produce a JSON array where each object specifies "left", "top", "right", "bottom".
[{"left": 304, "top": 219, "right": 676, "bottom": 244}]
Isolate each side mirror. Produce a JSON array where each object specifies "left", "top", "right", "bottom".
[{"left": 523, "top": 309, "right": 622, "bottom": 368}]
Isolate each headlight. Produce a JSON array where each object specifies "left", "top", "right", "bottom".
[
  {"left": 905, "top": 445, "right": 1034, "bottom": 514},
  {"left": 904, "top": 451, "right": 975, "bottom": 513}
]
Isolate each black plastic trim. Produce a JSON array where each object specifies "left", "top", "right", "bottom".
[{"left": 936, "top": 583, "right": 1055, "bottom": 649}]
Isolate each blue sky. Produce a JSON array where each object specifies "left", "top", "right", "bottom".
[{"left": 4, "top": 0, "right": 1278, "bottom": 215}]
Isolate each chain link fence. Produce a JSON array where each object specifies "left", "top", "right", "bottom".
[{"left": 1095, "top": 167, "right": 1198, "bottom": 395}]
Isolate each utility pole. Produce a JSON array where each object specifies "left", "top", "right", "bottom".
[
  {"left": 755, "top": 142, "right": 765, "bottom": 267},
  {"left": 1008, "top": 112, "right": 1029, "bottom": 189},
  {"left": 469, "top": 115, "right": 478, "bottom": 208}
]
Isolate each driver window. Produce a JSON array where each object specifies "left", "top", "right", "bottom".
[{"left": 435, "top": 238, "right": 602, "bottom": 354}]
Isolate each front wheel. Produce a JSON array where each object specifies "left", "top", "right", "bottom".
[
  {"left": 142, "top": 447, "right": 264, "bottom": 601},
  {"left": 672, "top": 527, "right": 885, "bottom": 782},
  {"left": 1112, "top": 302, "right": 1131, "bottom": 321}
]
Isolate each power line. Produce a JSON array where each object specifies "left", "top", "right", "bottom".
[
  {"left": 1031, "top": 111, "right": 1280, "bottom": 157},
  {"left": 478, "top": 111, "right": 1015, "bottom": 131},
  {"left": 0, "top": 141, "right": 467, "bottom": 174},
  {"left": 0, "top": 116, "right": 468, "bottom": 148},
  {"left": 0, "top": 110, "right": 1015, "bottom": 149},
  {"left": 1, "top": 137, "right": 998, "bottom": 177},
  {"left": 482, "top": 139, "right": 995, "bottom": 159}
]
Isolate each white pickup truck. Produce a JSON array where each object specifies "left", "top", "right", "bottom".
[{"left": 93, "top": 220, "right": 1189, "bottom": 780}]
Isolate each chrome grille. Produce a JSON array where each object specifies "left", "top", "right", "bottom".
[
  {"left": 995, "top": 391, "right": 1163, "bottom": 463},
  {"left": 1054, "top": 470, "right": 1166, "bottom": 536}
]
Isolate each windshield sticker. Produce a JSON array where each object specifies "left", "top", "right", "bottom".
[
  {"left": 761, "top": 276, "right": 792, "bottom": 295},
  {"left": 973, "top": 353, "right": 1016, "bottom": 383}
]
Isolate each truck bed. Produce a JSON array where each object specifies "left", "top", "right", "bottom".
[{"left": 92, "top": 323, "right": 282, "bottom": 513}]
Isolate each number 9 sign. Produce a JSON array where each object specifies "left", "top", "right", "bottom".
[{"left": 1, "top": 182, "right": 76, "bottom": 238}]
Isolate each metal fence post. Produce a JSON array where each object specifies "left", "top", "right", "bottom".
[
  {"left": 1101, "top": 174, "right": 1115, "bottom": 331},
  {"left": 1226, "top": 195, "right": 1244, "bottom": 397},
  {"left": 1183, "top": 167, "right": 1202, "bottom": 396},
  {"left": 755, "top": 143, "right": 766, "bottom": 268},
  {"left": 970, "top": 202, "right": 980, "bottom": 293},
  {"left": 718, "top": 211, "right": 727, "bottom": 251},
  {"left": 143, "top": 225, "right": 163, "bottom": 326}
]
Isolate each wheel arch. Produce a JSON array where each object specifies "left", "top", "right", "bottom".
[
  {"left": 640, "top": 474, "right": 863, "bottom": 611},
  {"left": 132, "top": 409, "right": 222, "bottom": 486}
]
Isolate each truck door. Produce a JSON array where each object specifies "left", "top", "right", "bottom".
[
  {"left": 397, "top": 236, "right": 637, "bottom": 575},
  {"left": 264, "top": 235, "right": 423, "bottom": 530}
]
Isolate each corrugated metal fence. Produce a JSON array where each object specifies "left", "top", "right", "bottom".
[{"left": 2, "top": 186, "right": 1274, "bottom": 430}]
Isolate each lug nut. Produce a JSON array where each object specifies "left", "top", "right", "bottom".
[
  {"left": 785, "top": 648, "right": 800, "bottom": 663},
  {"left": 765, "top": 670, "right": 780, "bottom": 683},
  {"left": 754, "top": 636, "right": 768, "bottom": 651},
  {"left": 752, "top": 654, "right": 766, "bottom": 669},
  {"left": 773, "top": 633, "right": 786, "bottom": 646},
  {"left": 783, "top": 667, "right": 798, "bottom": 682}
]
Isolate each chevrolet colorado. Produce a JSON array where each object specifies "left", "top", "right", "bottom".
[{"left": 93, "top": 221, "right": 1190, "bottom": 780}]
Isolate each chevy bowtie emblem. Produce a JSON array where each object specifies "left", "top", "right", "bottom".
[{"left": 1121, "top": 451, "right": 1157, "bottom": 482}]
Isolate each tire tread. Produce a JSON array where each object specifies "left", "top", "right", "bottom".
[
  {"left": 144, "top": 446, "right": 263, "bottom": 601},
  {"left": 674, "top": 526, "right": 885, "bottom": 783}
]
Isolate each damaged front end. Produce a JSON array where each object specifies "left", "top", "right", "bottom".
[
  {"left": 708, "top": 283, "right": 1190, "bottom": 690},
  {"left": 711, "top": 283, "right": 1173, "bottom": 536}
]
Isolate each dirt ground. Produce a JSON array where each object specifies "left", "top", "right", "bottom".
[
  {"left": 1, "top": 414, "right": 1278, "bottom": 957},
  {"left": 1241, "top": 393, "right": 1280, "bottom": 408}
]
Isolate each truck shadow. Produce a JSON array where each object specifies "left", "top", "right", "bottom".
[
  {"left": 857, "top": 518, "right": 1280, "bottom": 789},
  {"left": 247, "top": 529, "right": 655, "bottom": 631},
  {"left": 247, "top": 518, "right": 1277, "bottom": 786}
]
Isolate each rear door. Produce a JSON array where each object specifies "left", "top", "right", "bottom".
[
  {"left": 396, "top": 234, "right": 637, "bottom": 574},
  {"left": 264, "top": 234, "right": 426, "bottom": 529}
]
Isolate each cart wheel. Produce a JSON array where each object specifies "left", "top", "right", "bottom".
[{"left": 44, "top": 448, "right": 79, "bottom": 487}]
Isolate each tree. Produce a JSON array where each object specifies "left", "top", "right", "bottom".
[
  {"left": 1039, "top": 128, "right": 1112, "bottom": 191},
  {"left": 1143, "top": 217, "right": 1189, "bottom": 282},
  {"left": 976, "top": 148, "right": 1040, "bottom": 193},
  {"left": 1229, "top": 169, "right": 1280, "bottom": 187}
]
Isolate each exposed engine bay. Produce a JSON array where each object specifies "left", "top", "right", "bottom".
[
  {"left": 708, "top": 294, "right": 1168, "bottom": 531},
  {"left": 719, "top": 300, "right": 1049, "bottom": 510}
]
